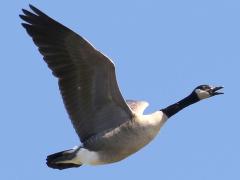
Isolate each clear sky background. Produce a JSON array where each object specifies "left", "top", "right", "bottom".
[{"left": 1, "top": 0, "right": 239, "bottom": 179}]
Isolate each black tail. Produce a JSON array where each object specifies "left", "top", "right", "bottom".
[{"left": 46, "top": 148, "right": 82, "bottom": 170}]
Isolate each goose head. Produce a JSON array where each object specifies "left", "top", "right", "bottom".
[{"left": 194, "top": 85, "right": 224, "bottom": 100}]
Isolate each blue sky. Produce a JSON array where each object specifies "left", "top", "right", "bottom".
[{"left": 1, "top": 0, "right": 239, "bottom": 179}]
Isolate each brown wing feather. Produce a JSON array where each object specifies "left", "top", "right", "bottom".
[{"left": 20, "top": 5, "right": 133, "bottom": 142}]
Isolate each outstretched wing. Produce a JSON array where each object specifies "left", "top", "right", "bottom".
[{"left": 20, "top": 5, "right": 133, "bottom": 142}]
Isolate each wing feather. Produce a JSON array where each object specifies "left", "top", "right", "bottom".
[{"left": 20, "top": 5, "right": 133, "bottom": 142}]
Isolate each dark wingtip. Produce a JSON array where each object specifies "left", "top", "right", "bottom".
[
  {"left": 29, "top": 4, "right": 38, "bottom": 13},
  {"left": 22, "top": 9, "right": 30, "bottom": 15},
  {"left": 29, "top": 4, "right": 35, "bottom": 9},
  {"left": 29, "top": 4, "right": 45, "bottom": 16},
  {"left": 21, "top": 23, "right": 28, "bottom": 28},
  {"left": 19, "top": 14, "right": 26, "bottom": 21}
]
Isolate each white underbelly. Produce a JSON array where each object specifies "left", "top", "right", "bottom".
[
  {"left": 74, "top": 112, "right": 167, "bottom": 165},
  {"left": 71, "top": 148, "right": 101, "bottom": 165}
]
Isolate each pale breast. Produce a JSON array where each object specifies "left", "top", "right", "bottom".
[
  {"left": 85, "top": 111, "right": 168, "bottom": 164},
  {"left": 132, "top": 111, "right": 168, "bottom": 146}
]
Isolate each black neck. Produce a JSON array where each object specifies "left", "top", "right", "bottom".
[{"left": 161, "top": 92, "right": 199, "bottom": 118}]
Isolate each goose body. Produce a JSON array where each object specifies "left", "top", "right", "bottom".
[
  {"left": 20, "top": 5, "right": 223, "bottom": 170},
  {"left": 74, "top": 108, "right": 167, "bottom": 165},
  {"left": 51, "top": 101, "right": 167, "bottom": 166}
]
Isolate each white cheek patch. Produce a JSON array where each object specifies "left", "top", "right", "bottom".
[{"left": 195, "top": 89, "right": 210, "bottom": 99}]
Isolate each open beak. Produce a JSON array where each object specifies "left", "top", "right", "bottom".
[{"left": 211, "top": 86, "right": 224, "bottom": 96}]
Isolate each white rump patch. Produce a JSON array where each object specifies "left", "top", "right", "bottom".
[{"left": 74, "top": 148, "right": 100, "bottom": 165}]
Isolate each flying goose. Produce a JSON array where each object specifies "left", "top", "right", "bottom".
[{"left": 20, "top": 5, "right": 223, "bottom": 170}]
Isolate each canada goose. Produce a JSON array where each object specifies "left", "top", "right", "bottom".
[{"left": 20, "top": 5, "right": 223, "bottom": 170}]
